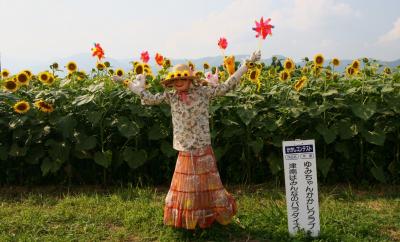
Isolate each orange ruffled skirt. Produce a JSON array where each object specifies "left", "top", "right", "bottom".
[{"left": 163, "top": 145, "right": 237, "bottom": 229}]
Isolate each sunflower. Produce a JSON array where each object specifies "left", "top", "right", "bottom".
[
  {"left": 248, "top": 68, "right": 261, "bottom": 91},
  {"left": 38, "top": 72, "right": 50, "bottom": 83},
  {"left": 104, "top": 61, "right": 111, "bottom": 68},
  {"left": 195, "top": 71, "right": 204, "bottom": 78},
  {"left": 1, "top": 69, "right": 10, "bottom": 78},
  {"left": 115, "top": 68, "right": 124, "bottom": 77},
  {"left": 312, "top": 66, "right": 322, "bottom": 76},
  {"left": 163, "top": 59, "right": 171, "bottom": 69},
  {"left": 351, "top": 59, "right": 360, "bottom": 71},
  {"left": 203, "top": 62, "right": 210, "bottom": 70},
  {"left": 4, "top": 80, "right": 19, "bottom": 92},
  {"left": 135, "top": 64, "right": 144, "bottom": 75},
  {"left": 46, "top": 74, "right": 55, "bottom": 85},
  {"left": 96, "top": 62, "right": 106, "bottom": 70},
  {"left": 77, "top": 71, "right": 87, "bottom": 81},
  {"left": 301, "top": 66, "right": 310, "bottom": 75},
  {"left": 132, "top": 61, "right": 139, "bottom": 68},
  {"left": 294, "top": 76, "right": 308, "bottom": 91},
  {"left": 108, "top": 69, "right": 115, "bottom": 75},
  {"left": 332, "top": 58, "right": 340, "bottom": 67},
  {"left": 16, "top": 72, "right": 30, "bottom": 86},
  {"left": 123, "top": 79, "right": 130, "bottom": 87},
  {"left": 283, "top": 58, "right": 295, "bottom": 71},
  {"left": 50, "top": 62, "right": 59, "bottom": 70},
  {"left": 279, "top": 70, "right": 290, "bottom": 81},
  {"left": 144, "top": 66, "right": 152, "bottom": 75},
  {"left": 346, "top": 66, "right": 355, "bottom": 76},
  {"left": 188, "top": 61, "right": 195, "bottom": 71},
  {"left": 66, "top": 61, "right": 78, "bottom": 72},
  {"left": 13, "top": 101, "right": 30, "bottom": 114},
  {"left": 383, "top": 67, "right": 391, "bottom": 75},
  {"left": 34, "top": 100, "right": 54, "bottom": 113},
  {"left": 325, "top": 70, "right": 332, "bottom": 80},
  {"left": 314, "top": 54, "right": 324, "bottom": 67}
]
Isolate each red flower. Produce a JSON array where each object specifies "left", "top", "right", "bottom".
[
  {"left": 91, "top": 43, "right": 105, "bottom": 60},
  {"left": 141, "top": 51, "right": 150, "bottom": 63},
  {"left": 218, "top": 37, "right": 228, "bottom": 50},
  {"left": 155, "top": 53, "right": 164, "bottom": 66},
  {"left": 252, "top": 17, "right": 274, "bottom": 39}
]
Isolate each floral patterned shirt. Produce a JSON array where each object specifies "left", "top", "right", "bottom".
[{"left": 139, "top": 74, "right": 242, "bottom": 151}]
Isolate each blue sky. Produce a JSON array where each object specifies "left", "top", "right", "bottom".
[{"left": 0, "top": 0, "right": 399, "bottom": 66}]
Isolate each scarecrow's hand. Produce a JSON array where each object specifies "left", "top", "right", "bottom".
[
  {"left": 112, "top": 75, "right": 124, "bottom": 82},
  {"left": 248, "top": 50, "right": 261, "bottom": 62},
  {"left": 128, "top": 74, "right": 146, "bottom": 95}
]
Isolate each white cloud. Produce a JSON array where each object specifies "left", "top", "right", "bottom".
[{"left": 378, "top": 17, "right": 400, "bottom": 43}]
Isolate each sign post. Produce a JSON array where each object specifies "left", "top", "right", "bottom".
[{"left": 282, "top": 139, "right": 320, "bottom": 237}]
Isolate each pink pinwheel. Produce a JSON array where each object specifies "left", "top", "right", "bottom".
[
  {"left": 252, "top": 17, "right": 274, "bottom": 39},
  {"left": 218, "top": 37, "right": 228, "bottom": 50},
  {"left": 140, "top": 51, "right": 150, "bottom": 63}
]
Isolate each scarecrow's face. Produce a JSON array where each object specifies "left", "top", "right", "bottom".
[{"left": 173, "top": 79, "right": 191, "bottom": 91}]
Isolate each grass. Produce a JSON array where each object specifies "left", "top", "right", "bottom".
[{"left": 0, "top": 183, "right": 399, "bottom": 241}]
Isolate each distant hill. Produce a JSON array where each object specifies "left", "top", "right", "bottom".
[{"left": 2, "top": 53, "right": 399, "bottom": 74}]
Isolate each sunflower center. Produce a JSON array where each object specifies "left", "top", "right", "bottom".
[
  {"left": 41, "top": 74, "right": 48, "bottom": 81},
  {"left": 250, "top": 71, "right": 257, "bottom": 79},
  {"left": 316, "top": 57, "right": 323, "bottom": 64},
  {"left": 18, "top": 74, "right": 28, "bottom": 83},
  {"left": 17, "top": 103, "right": 27, "bottom": 110},
  {"left": 6, "top": 81, "right": 17, "bottom": 89},
  {"left": 136, "top": 65, "right": 143, "bottom": 74}
]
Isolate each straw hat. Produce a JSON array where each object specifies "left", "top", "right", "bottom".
[{"left": 161, "top": 64, "right": 200, "bottom": 88}]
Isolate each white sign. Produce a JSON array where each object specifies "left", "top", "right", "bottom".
[{"left": 282, "top": 139, "right": 320, "bottom": 237}]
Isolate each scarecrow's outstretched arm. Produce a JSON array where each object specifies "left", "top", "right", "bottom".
[
  {"left": 139, "top": 90, "right": 170, "bottom": 106},
  {"left": 204, "top": 50, "right": 261, "bottom": 98},
  {"left": 113, "top": 74, "right": 170, "bottom": 105}
]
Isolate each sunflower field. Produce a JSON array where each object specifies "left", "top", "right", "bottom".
[{"left": 1, "top": 55, "right": 400, "bottom": 186}]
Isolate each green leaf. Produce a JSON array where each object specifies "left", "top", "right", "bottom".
[
  {"left": 267, "top": 153, "right": 282, "bottom": 175},
  {"left": 9, "top": 143, "right": 27, "bottom": 157},
  {"left": 87, "top": 111, "right": 102, "bottom": 126},
  {"left": 72, "top": 94, "right": 95, "bottom": 106},
  {"left": 122, "top": 148, "right": 147, "bottom": 169},
  {"left": 25, "top": 146, "right": 45, "bottom": 164},
  {"left": 249, "top": 137, "right": 263, "bottom": 154},
  {"left": 77, "top": 135, "right": 97, "bottom": 150},
  {"left": 160, "top": 141, "right": 176, "bottom": 158},
  {"left": 351, "top": 102, "right": 376, "bottom": 120},
  {"left": 321, "top": 89, "right": 338, "bottom": 97},
  {"left": 45, "top": 140, "right": 70, "bottom": 163},
  {"left": 117, "top": 117, "right": 140, "bottom": 139},
  {"left": 0, "top": 146, "right": 8, "bottom": 160},
  {"left": 361, "top": 129, "right": 385, "bottom": 146},
  {"left": 148, "top": 123, "right": 168, "bottom": 140},
  {"left": 336, "top": 120, "right": 358, "bottom": 139},
  {"left": 317, "top": 157, "right": 333, "bottom": 178},
  {"left": 334, "top": 142, "right": 350, "bottom": 159},
  {"left": 381, "top": 86, "right": 394, "bottom": 93},
  {"left": 316, "top": 124, "right": 337, "bottom": 144},
  {"left": 56, "top": 115, "right": 77, "bottom": 139},
  {"left": 94, "top": 150, "right": 112, "bottom": 168},
  {"left": 236, "top": 108, "right": 257, "bottom": 126},
  {"left": 40, "top": 157, "right": 63, "bottom": 176},
  {"left": 370, "top": 166, "right": 386, "bottom": 183}
]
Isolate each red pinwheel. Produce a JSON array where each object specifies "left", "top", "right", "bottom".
[
  {"left": 155, "top": 53, "right": 164, "bottom": 66},
  {"left": 91, "top": 43, "right": 105, "bottom": 61},
  {"left": 141, "top": 51, "right": 150, "bottom": 63},
  {"left": 218, "top": 37, "right": 228, "bottom": 50},
  {"left": 252, "top": 17, "right": 274, "bottom": 39}
]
